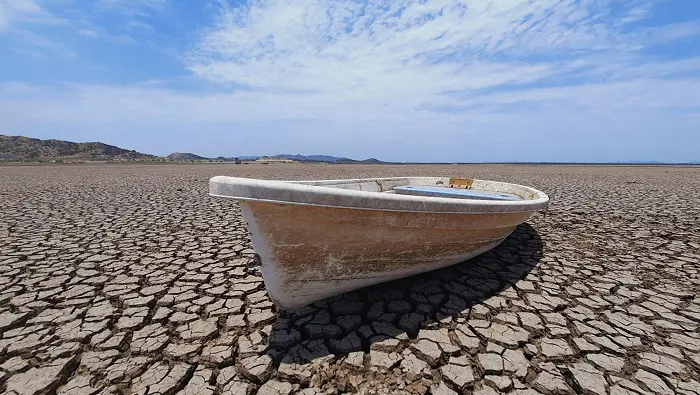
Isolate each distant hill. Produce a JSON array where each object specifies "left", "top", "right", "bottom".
[
  {"left": 0, "top": 135, "right": 159, "bottom": 162},
  {"left": 277, "top": 154, "right": 350, "bottom": 162},
  {"left": 167, "top": 152, "right": 209, "bottom": 161},
  {"left": 276, "top": 154, "right": 389, "bottom": 164},
  {"left": 357, "top": 157, "right": 384, "bottom": 164},
  {"left": 0, "top": 135, "right": 394, "bottom": 164}
]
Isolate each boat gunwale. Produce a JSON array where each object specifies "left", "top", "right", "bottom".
[{"left": 209, "top": 176, "right": 550, "bottom": 214}]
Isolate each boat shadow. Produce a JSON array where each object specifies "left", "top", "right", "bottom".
[{"left": 266, "top": 222, "right": 542, "bottom": 366}]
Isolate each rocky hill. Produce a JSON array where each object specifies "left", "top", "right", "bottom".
[{"left": 0, "top": 135, "right": 160, "bottom": 162}]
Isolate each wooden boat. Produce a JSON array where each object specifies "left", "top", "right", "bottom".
[{"left": 209, "top": 176, "right": 549, "bottom": 309}]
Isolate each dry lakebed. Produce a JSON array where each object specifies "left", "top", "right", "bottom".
[{"left": 1, "top": 163, "right": 699, "bottom": 395}]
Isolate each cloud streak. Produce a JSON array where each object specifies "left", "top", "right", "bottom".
[
  {"left": 183, "top": 0, "right": 700, "bottom": 120},
  {"left": 0, "top": 0, "right": 67, "bottom": 32},
  {"left": 96, "top": 0, "right": 169, "bottom": 17}
]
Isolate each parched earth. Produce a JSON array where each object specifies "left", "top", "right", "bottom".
[{"left": 0, "top": 163, "right": 699, "bottom": 395}]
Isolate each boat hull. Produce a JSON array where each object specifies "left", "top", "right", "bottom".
[{"left": 240, "top": 200, "right": 532, "bottom": 309}]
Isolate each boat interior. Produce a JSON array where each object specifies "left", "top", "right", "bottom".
[{"left": 291, "top": 177, "right": 534, "bottom": 201}]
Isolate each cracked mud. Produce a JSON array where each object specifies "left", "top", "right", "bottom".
[{"left": 1, "top": 163, "right": 699, "bottom": 394}]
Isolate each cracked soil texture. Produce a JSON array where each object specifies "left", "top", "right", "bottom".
[{"left": 0, "top": 163, "right": 699, "bottom": 394}]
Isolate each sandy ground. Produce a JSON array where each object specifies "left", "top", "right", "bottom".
[{"left": 0, "top": 163, "right": 699, "bottom": 395}]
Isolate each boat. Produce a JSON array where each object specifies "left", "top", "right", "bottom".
[{"left": 209, "top": 176, "right": 549, "bottom": 310}]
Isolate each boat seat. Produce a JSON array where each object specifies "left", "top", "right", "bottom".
[{"left": 392, "top": 186, "right": 521, "bottom": 201}]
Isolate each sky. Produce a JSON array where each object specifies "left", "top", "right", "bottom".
[{"left": 1, "top": 0, "right": 699, "bottom": 163}]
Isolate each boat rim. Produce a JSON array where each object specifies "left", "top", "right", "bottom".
[{"left": 209, "top": 176, "right": 550, "bottom": 214}]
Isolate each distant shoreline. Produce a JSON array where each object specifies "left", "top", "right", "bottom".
[
  {"left": 1, "top": 161, "right": 698, "bottom": 167},
  {"left": 3, "top": 135, "right": 697, "bottom": 166}
]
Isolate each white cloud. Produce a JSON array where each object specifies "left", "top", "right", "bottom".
[
  {"left": 0, "top": 1, "right": 76, "bottom": 59},
  {"left": 0, "top": 0, "right": 48, "bottom": 31},
  {"left": 1, "top": 71, "right": 699, "bottom": 162},
  {"left": 2, "top": 76, "right": 698, "bottom": 162},
  {"left": 185, "top": 0, "right": 696, "bottom": 119},
  {"left": 2, "top": 74, "right": 699, "bottom": 126}
]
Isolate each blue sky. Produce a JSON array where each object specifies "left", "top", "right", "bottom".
[{"left": 1, "top": 0, "right": 699, "bottom": 162}]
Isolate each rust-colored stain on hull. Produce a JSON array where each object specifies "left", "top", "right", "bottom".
[
  {"left": 246, "top": 201, "right": 529, "bottom": 283},
  {"left": 213, "top": 175, "right": 549, "bottom": 307}
]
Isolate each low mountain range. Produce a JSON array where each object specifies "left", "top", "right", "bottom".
[
  {"left": 7, "top": 135, "right": 691, "bottom": 165},
  {"left": 163, "top": 153, "right": 388, "bottom": 163},
  {"left": 275, "top": 154, "right": 386, "bottom": 164},
  {"left": 0, "top": 135, "right": 159, "bottom": 162},
  {"left": 0, "top": 135, "right": 389, "bottom": 164}
]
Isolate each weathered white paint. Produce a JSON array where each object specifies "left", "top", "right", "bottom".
[
  {"left": 238, "top": 201, "right": 286, "bottom": 307},
  {"left": 213, "top": 176, "right": 549, "bottom": 310},
  {"left": 265, "top": 236, "right": 508, "bottom": 309},
  {"left": 210, "top": 176, "right": 549, "bottom": 214}
]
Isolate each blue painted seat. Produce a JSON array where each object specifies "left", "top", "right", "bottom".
[{"left": 392, "top": 185, "right": 522, "bottom": 201}]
